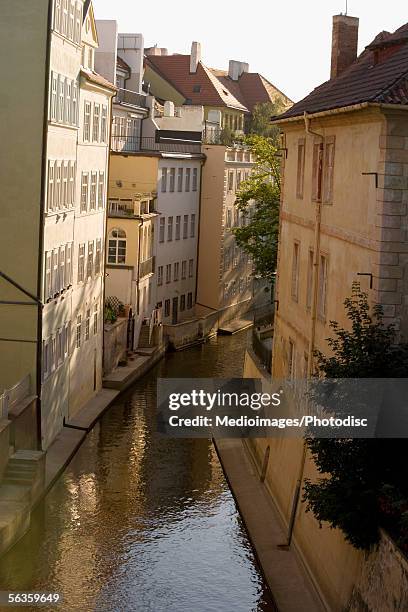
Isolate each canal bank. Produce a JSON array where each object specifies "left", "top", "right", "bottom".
[{"left": 0, "top": 331, "right": 277, "bottom": 612}]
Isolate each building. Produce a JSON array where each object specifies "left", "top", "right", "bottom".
[
  {"left": 144, "top": 42, "right": 292, "bottom": 134},
  {"left": 197, "top": 144, "right": 256, "bottom": 322},
  {"left": 244, "top": 15, "right": 408, "bottom": 610},
  {"left": 0, "top": 0, "right": 115, "bottom": 452},
  {"left": 95, "top": 26, "right": 205, "bottom": 339}
]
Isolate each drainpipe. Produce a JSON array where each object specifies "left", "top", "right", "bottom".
[
  {"left": 136, "top": 217, "right": 144, "bottom": 316},
  {"left": 283, "top": 112, "right": 323, "bottom": 547},
  {"left": 103, "top": 92, "right": 115, "bottom": 374}
]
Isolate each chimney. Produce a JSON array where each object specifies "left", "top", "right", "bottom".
[
  {"left": 190, "top": 41, "right": 201, "bottom": 73},
  {"left": 330, "top": 14, "right": 359, "bottom": 79},
  {"left": 228, "top": 60, "right": 249, "bottom": 81}
]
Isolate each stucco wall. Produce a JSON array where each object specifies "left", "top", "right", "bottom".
[{"left": 103, "top": 318, "right": 128, "bottom": 375}]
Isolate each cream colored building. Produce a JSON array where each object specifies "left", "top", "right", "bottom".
[
  {"left": 245, "top": 15, "right": 408, "bottom": 610},
  {"left": 197, "top": 144, "right": 255, "bottom": 322},
  {"left": 0, "top": 0, "right": 114, "bottom": 451}
]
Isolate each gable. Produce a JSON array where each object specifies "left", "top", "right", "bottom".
[{"left": 82, "top": 0, "right": 98, "bottom": 48}]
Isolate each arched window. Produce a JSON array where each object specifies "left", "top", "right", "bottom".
[{"left": 108, "top": 228, "right": 126, "bottom": 264}]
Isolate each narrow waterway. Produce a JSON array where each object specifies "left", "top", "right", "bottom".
[{"left": 0, "top": 331, "right": 274, "bottom": 612}]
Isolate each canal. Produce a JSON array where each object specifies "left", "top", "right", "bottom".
[{"left": 0, "top": 331, "right": 275, "bottom": 612}]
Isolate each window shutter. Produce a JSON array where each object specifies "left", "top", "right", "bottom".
[{"left": 323, "top": 136, "right": 335, "bottom": 204}]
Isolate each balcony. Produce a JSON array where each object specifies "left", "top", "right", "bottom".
[
  {"left": 139, "top": 256, "right": 155, "bottom": 278},
  {"left": 114, "top": 88, "right": 147, "bottom": 108},
  {"left": 111, "top": 135, "right": 202, "bottom": 155},
  {"left": 108, "top": 200, "right": 136, "bottom": 218}
]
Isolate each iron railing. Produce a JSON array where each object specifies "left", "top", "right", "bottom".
[
  {"left": 111, "top": 135, "right": 202, "bottom": 154},
  {"left": 251, "top": 329, "right": 272, "bottom": 373},
  {"left": 114, "top": 88, "right": 147, "bottom": 108},
  {"left": 0, "top": 374, "right": 31, "bottom": 420}
]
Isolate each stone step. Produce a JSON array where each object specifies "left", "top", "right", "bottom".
[
  {"left": 3, "top": 476, "right": 34, "bottom": 487},
  {"left": 7, "top": 461, "right": 37, "bottom": 472},
  {"left": 4, "top": 469, "right": 36, "bottom": 481}
]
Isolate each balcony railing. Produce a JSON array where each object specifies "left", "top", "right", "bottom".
[
  {"left": 108, "top": 200, "right": 135, "bottom": 217},
  {"left": 139, "top": 256, "right": 155, "bottom": 278},
  {"left": 111, "top": 135, "right": 202, "bottom": 154},
  {"left": 114, "top": 88, "right": 147, "bottom": 108},
  {"left": 0, "top": 374, "right": 31, "bottom": 420}
]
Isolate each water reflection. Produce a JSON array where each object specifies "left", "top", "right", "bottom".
[{"left": 0, "top": 332, "right": 274, "bottom": 611}]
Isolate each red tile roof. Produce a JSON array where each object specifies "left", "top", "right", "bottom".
[
  {"left": 146, "top": 55, "right": 249, "bottom": 111},
  {"left": 117, "top": 55, "right": 131, "bottom": 73},
  {"left": 211, "top": 70, "right": 292, "bottom": 112},
  {"left": 276, "top": 23, "right": 408, "bottom": 121},
  {"left": 81, "top": 68, "right": 117, "bottom": 92}
]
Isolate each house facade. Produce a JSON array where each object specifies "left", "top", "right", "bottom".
[
  {"left": 0, "top": 0, "right": 114, "bottom": 451},
  {"left": 245, "top": 15, "right": 408, "bottom": 610}
]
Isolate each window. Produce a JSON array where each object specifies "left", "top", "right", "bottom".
[
  {"left": 288, "top": 339, "right": 295, "bottom": 379},
  {"left": 66, "top": 243, "right": 72, "bottom": 286},
  {"left": 187, "top": 292, "right": 193, "bottom": 309},
  {"left": 185, "top": 168, "right": 191, "bottom": 192},
  {"left": 190, "top": 214, "right": 196, "bottom": 238},
  {"left": 76, "top": 314, "right": 82, "bottom": 349},
  {"left": 177, "top": 168, "right": 183, "bottom": 192},
  {"left": 52, "top": 249, "right": 59, "bottom": 296},
  {"left": 236, "top": 171, "right": 242, "bottom": 190},
  {"left": 90, "top": 172, "right": 97, "bottom": 210},
  {"left": 51, "top": 73, "right": 58, "bottom": 121},
  {"left": 86, "top": 240, "right": 94, "bottom": 279},
  {"left": 74, "top": 1, "right": 82, "bottom": 44},
  {"left": 101, "top": 106, "right": 108, "bottom": 143},
  {"left": 166, "top": 264, "right": 171, "bottom": 284},
  {"left": 174, "top": 262, "right": 179, "bottom": 281},
  {"left": 98, "top": 172, "right": 104, "bottom": 209},
  {"left": 59, "top": 246, "right": 65, "bottom": 291},
  {"left": 81, "top": 172, "right": 89, "bottom": 212},
  {"left": 312, "top": 141, "right": 324, "bottom": 202},
  {"left": 68, "top": 162, "right": 75, "bottom": 207},
  {"left": 226, "top": 208, "right": 232, "bottom": 229},
  {"left": 95, "top": 239, "right": 102, "bottom": 275},
  {"left": 180, "top": 295, "right": 185, "bottom": 311},
  {"left": 84, "top": 309, "right": 90, "bottom": 341},
  {"left": 108, "top": 228, "right": 126, "bottom": 264},
  {"left": 181, "top": 260, "right": 187, "bottom": 279},
  {"left": 192, "top": 168, "right": 198, "bottom": 191},
  {"left": 84, "top": 102, "right": 91, "bottom": 141},
  {"left": 188, "top": 259, "right": 193, "bottom": 278},
  {"left": 164, "top": 299, "right": 170, "bottom": 317},
  {"left": 183, "top": 215, "right": 188, "bottom": 239},
  {"left": 93, "top": 104, "right": 100, "bottom": 142},
  {"left": 306, "top": 249, "right": 314, "bottom": 310},
  {"left": 54, "top": 0, "right": 62, "bottom": 31},
  {"left": 167, "top": 216, "right": 173, "bottom": 241},
  {"left": 47, "top": 161, "right": 55, "bottom": 211},
  {"left": 62, "top": 0, "right": 69, "bottom": 35},
  {"left": 44, "top": 252, "right": 52, "bottom": 301},
  {"left": 169, "top": 168, "right": 175, "bottom": 192},
  {"left": 323, "top": 137, "right": 335, "bottom": 204},
  {"left": 42, "top": 341, "right": 49, "bottom": 381},
  {"left": 296, "top": 139, "right": 305, "bottom": 199},
  {"left": 55, "top": 163, "right": 61, "bottom": 209},
  {"left": 161, "top": 168, "right": 167, "bottom": 192},
  {"left": 58, "top": 76, "right": 65, "bottom": 123},
  {"left": 72, "top": 82, "right": 78, "bottom": 125},
  {"left": 62, "top": 162, "right": 68, "bottom": 207},
  {"left": 78, "top": 243, "right": 85, "bottom": 282},
  {"left": 318, "top": 254, "right": 328, "bottom": 319},
  {"left": 159, "top": 218, "right": 165, "bottom": 243},
  {"left": 158, "top": 265, "right": 163, "bottom": 286},
  {"left": 193, "top": 84, "right": 201, "bottom": 93},
  {"left": 291, "top": 242, "right": 300, "bottom": 301},
  {"left": 228, "top": 171, "right": 234, "bottom": 191},
  {"left": 93, "top": 304, "right": 98, "bottom": 335},
  {"left": 175, "top": 216, "right": 181, "bottom": 240},
  {"left": 65, "top": 80, "right": 71, "bottom": 124}
]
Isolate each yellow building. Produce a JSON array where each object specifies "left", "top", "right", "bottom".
[{"left": 245, "top": 15, "right": 408, "bottom": 610}]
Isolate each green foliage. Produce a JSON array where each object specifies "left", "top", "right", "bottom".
[
  {"left": 248, "top": 99, "right": 286, "bottom": 140},
  {"left": 104, "top": 304, "right": 117, "bottom": 324},
  {"left": 303, "top": 284, "right": 408, "bottom": 550},
  {"left": 232, "top": 135, "right": 281, "bottom": 283}
]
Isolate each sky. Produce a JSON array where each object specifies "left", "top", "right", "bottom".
[{"left": 93, "top": 0, "right": 408, "bottom": 102}]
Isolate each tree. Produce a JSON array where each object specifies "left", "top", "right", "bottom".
[
  {"left": 249, "top": 100, "right": 286, "bottom": 139},
  {"left": 303, "top": 284, "right": 408, "bottom": 550},
  {"left": 232, "top": 135, "right": 281, "bottom": 283}
]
